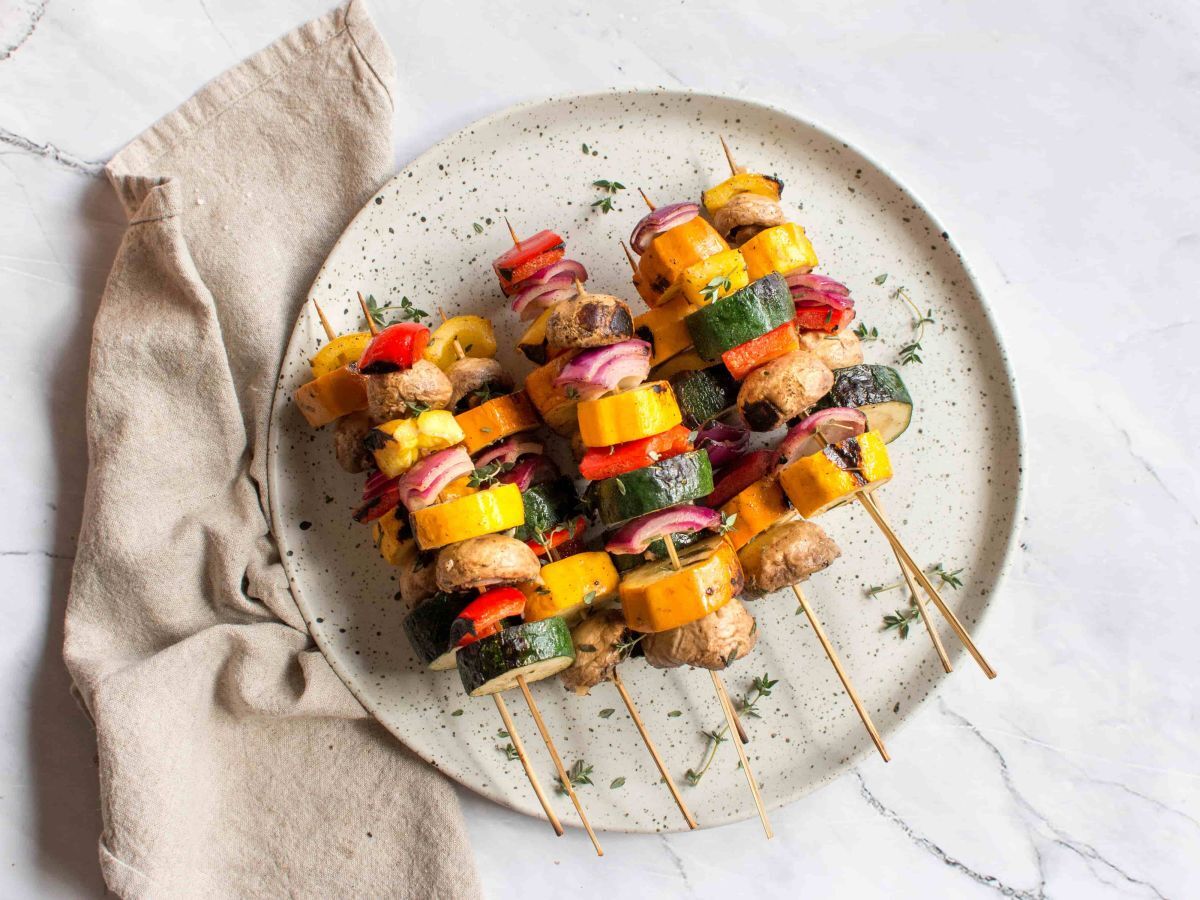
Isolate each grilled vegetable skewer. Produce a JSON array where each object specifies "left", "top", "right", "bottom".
[
  {"left": 493, "top": 253, "right": 702, "bottom": 831},
  {"left": 437, "top": 311, "right": 605, "bottom": 853}
]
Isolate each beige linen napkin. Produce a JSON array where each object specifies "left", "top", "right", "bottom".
[{"left": 62, "top": 3, "right": 482, "bottom": 897}]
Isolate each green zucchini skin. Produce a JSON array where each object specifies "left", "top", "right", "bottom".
[
  {"left": 684, "top": 273, "right": 793, "bottom": 361},
  {"left": 586, "top": 450, "right": 715, "bottom": 526},
  {"left": 610, "top": 529, "right": 707, "bottom": 572},
  {"left": 670, "top": 365, "right": 739, "bottom": 429},
  {"left": 814, "top": 364, "right": 913, "bottom": 442},
  {"left": 403, "top": 591, "right": 475, "bottom": 669},
  {"left": 456, "top": 618, "right": 576, "bottom": 696},
  {"left": 513, "top": 477, "right": 581, "bottom": 542}
]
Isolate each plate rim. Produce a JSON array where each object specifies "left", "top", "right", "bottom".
[{"left": 266, "top": 86, "right": 1026, "bottom": 833}]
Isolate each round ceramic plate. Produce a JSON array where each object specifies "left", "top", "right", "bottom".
[{"left": 268, "top": 89, "right": 1022, "bottom": 833}]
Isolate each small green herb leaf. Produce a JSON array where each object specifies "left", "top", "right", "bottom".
[{"left": 599, "top": 708, "right": 615, "bottom": 719}]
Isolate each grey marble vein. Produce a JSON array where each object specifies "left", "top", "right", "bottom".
[
  {"left": 0, "top": 0, "right": 47, "bottom": 62},
  {"left": 939, "top": 703, "right": 1169, "bottom": 900},
  {"left": 0, "top": 125, "right": 104, "bottom": 176}
]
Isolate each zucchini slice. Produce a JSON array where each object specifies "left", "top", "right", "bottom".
[
  {"left": 610, "top": 529, "right": 707, "bottom": 572},
  {"left": 586, "top": 450, "right": 714, "bottom": 526},
  {"left": 814, "top": 364, "right": 913, "bottom": 443},
  {"left": 670, "top": 364, "right": 739, "bottom": 429},
  {"left": 513, "top": 477, "right": 581, "bottom": 542},
  {"left": 456, "top": 618, "right": 576, "bottom": 696},
  {"left": 684, "top": 273, "right": 793, "bottom": 361},
  {"left": 403, "top": 591, "right": 474, "bottom": 671}
]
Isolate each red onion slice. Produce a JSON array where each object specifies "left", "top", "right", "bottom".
[
  {"left": 629, "top": 202, "right": 700, "bottom": 255},
  {"left": 510, "top": 260, "right": 589, "bottom": 319},
  {"left": 553, "top": 340, "right": 651, "bottom": 400},
  {"left": 498, "top": 455, "right": 560, "bottom": 491},
  {"left": 785, "top": 271, "right": 854, "bottom": 311},
  {"left": 396, "top": 446, "right": 474, "bottom": 512},
  {"left": 475, "top": 437, "right": 544, "bottom": 469},
  {"left": 775, "top": 407, "right": 868, "bottom": 470},
  {"left": 604, "top": 505, "right": 721, "bottom": 555},
  {"left": 696, "top": 420, "right": 750, "bottom": 470}
]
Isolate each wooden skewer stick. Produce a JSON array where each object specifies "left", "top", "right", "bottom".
[
  {"left": 713, "top": 674, "right": 750, "bottom": 745},
  {"left": 637, "top": 187, "right": 656, "bottom": 211},
  {"left": 791, "top": 583, "right": 890, "bottom": 762},
  {"left": 620, "top": 241, "right": 638, "bottom": 274},
  {"left": 505, "top": 217, "right": 521, "bottom": 247},
  {"left": 712, "top": 669, "right": 773, "bottom": 838},
  {"left": 663, "top": 537, "right": 749, "bottom": 746},
  {"left": 855, "top": 491, "right": 997, "bottom": 679},
  {"left": 516, "top": 675, "right": 604, "bottom": 856},
  {"left": 876, "top": 495, "right": 953, "bottom": 673},
  {"left": 357, "top": 292, "right": 379, "bottom": 336},
  {"left": 719, "top": 135, "right": 745, "bottom": 176},
  {"left": 312, "top": 300, "right": 336, "bottom": 342},
  {"left": 493, "top": 693, "right": 564, "bottom": 836},
  {"left": 611, "top": 670, "right": 698, "bottom": 830}
]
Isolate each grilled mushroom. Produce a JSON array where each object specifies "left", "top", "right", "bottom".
[
  {"left": 367, "top": 359, "right": 453, "bottom": 421},
  {"left": 434, "top": 534, "right": 540, "bottom": 593},
  {"left": 738, "top": 349, "right": 834, "bottom": 431},
  {"left": 447, "top": 357, "right": 513, "bottom": 409},
  {"left": 741, "top": 520, "right": 841, "bottom": 594},
  {"left": 546, "top": 294, "right": 633, "bottom": 349},
  {"left": 643, "top": 599, "right": 758, "bottom": 670},
  {"left": 560, "top": 609, "right": 632, "bottom": 695},
  {"left": 333, "top": 410, "right": 373, "bottom": 473},
  {"left": 713, "top": 192, "right": 788, "bottom": 245},
  {"left": 398, "top": 540, "right": 438, "bottom": 608}
]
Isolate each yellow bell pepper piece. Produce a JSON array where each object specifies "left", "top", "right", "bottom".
[
  {"left": 523, "top": 355, "right": 580, "bottom": 436},
  {"left": 720, "top": 476, "right": 792, "bottom": 551},
  {"left": 678, "top": 249, "right": 749, "bottom": 306},
  {"left": 778, "top": 430, "right": 892, "bottom": 518},
  {"left": 415, "top": 409, "right": 464, "bottom": 453},
  {"left": 424, "top": 315, "right": 497, "bottom": 371},
  {"left": 438, "top": 473, "right": 476, "bottom": 503},
  {"left": 370, "top": 418, "right": 420, "bottom": 478},
  {"left": 455, "top": 391, "right": 540, "bottom": 454},
  {"left": 619, "top": 537, "right": 742, "bottom": 632},
  {"left": 739, "top": 223, "right": 819, "bottom": 280},
  {"left": 410, "top": 483, "right": 525, "bottom": 550},
  {"left": 372, "top": 509, "right": 408, "bottom": 565},
  {"left": 576, "top": 381, "right": 682, "bottom": 448},
  {"left": 637, "top": 217, "right": 728, "bottom": 306},
  {"left": 701, "top": 173, "right": 783, "bottom": 213},
  {"left": 633, "top": 294, "right": 696, "bottom": 368},
  {"left": 310, "top": 331, "right": 372, "bottom": 378},
  {"left": 293, "top": 365, "right": 367, "bottom": 428},
  {"left": 523, "top": 551, "right": 620, "bottom": 624}
]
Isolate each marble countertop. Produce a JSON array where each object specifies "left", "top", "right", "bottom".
[{"left": 2, "top": 1, "right": 1196, "bottom": 897}]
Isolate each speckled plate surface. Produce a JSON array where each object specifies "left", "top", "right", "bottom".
[{"left": 267, "top": 89, "right": 1022, "bottom": 833}]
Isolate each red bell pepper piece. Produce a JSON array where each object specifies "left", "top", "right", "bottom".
[
  {"left": 702, "top": 449, "right": 774, "bottom": 508},
  {"left": 721, "top": 320, "right": 800, "bottom": 380},
  {"left": 493, "top": 230, "right": 565, "bottom": 295},
  {"left": 352, "top": 474, "right": 401, "bottom": 523},
  {"left": 448, "top": 586, "right": 527, "bottom": 648},
  {"left": 578, "top": 425, "right": 693, "bottom": 482},
  {"left": 358, "top": 322, "right": 431, "bottom": 374},
  {"left": 794, "top": 305, "right": 856, "bottom": 334},
  {"left": 526, "top": 515, "right": 587, "bottom": 558}
]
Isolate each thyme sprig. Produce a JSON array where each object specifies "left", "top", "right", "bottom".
[
  {"left": 591, "top": 179, "right": 625, "bottom": 213},
  {"left": 891, "top": 285, "right": 934, "bottom": 365},
  {"left": 468, "top": 459, "right": 514, "bottom": 488},
  {"left": 853, "top": 322, "right": 880, "bottom": 343},
  {"left": 867, "top": 562, "right": 965, "bottom": 598},
  {"left": 363, "top": 294, "right": 429, "bottom": 329},
  {"left": 699, "top": 268, "right": 737, "bottom": 304},
  {"left": 882, "top": 606, "right": 922, "bottom": 639},
  {"left": 685, "top": 674, "right": 778, "bottom": 785},
  {"left": 555, "top": 759, "right": 594, "bottom": 795}
]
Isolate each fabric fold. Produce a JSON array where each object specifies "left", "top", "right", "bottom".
[{"left": 64, "top": 3, "right": 481, "bottom": 896}]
